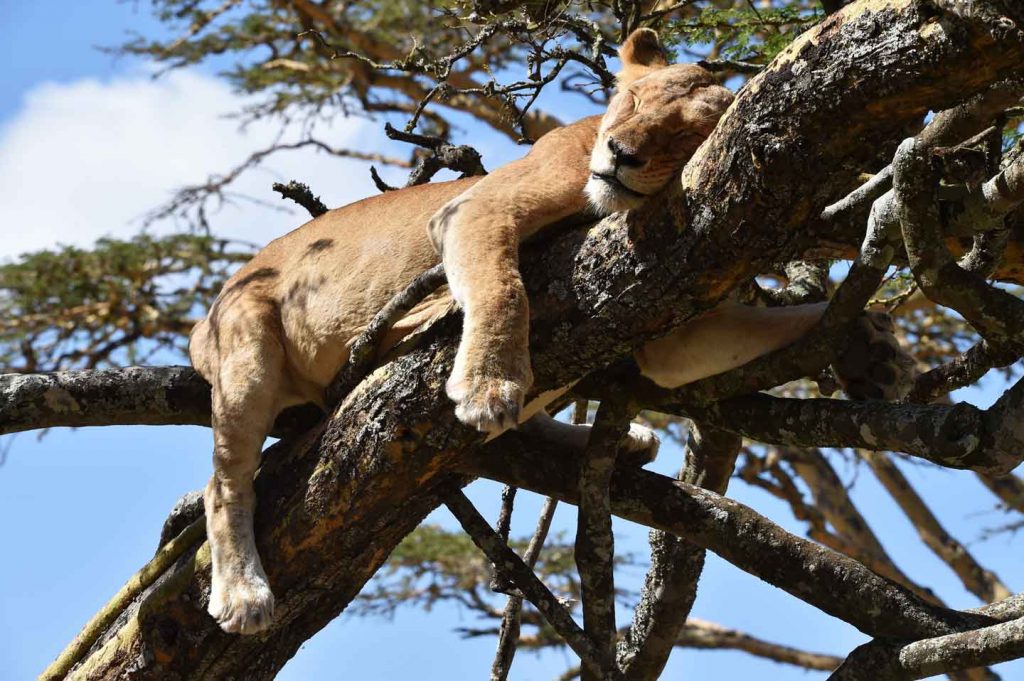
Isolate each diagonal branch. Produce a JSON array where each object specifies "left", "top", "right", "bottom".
[
  {"left": 443, "top": 487, "right": 621, "bottom": 680},
  {"left": 325, "top": 263, "right": 447, "bottom": 406},
  {"left": 785, "top": 447, "right": 939, "bottom": 603},
  {"left": 491, "top": 495, "right": 558, "bottom": 681},
  {"left": 272, "top": 180, "right": 328, "bottom": 218},
  {"left": 907, "top": 339, "right": 1021, "bottom": 404},
  {"left": 461, "top": 434, "right": 998, "bottom": 640},
  {"left": 863, "top": 451, "right": 1013, "bottom": 604}
]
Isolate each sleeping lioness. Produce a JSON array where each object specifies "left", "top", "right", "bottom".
[{"left": 190, "top": 28, "right": 912, "bottom": 635}]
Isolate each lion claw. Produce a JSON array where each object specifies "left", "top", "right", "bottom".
[
  {"left": 208, "top": 571, "right": 275, "bottom": 635},
  {"left": 447, "top": 375, "right": 525, "bottom": 435}
]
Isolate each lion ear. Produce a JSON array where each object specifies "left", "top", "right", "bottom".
[{"left": 617, "top": 28, "right": 669, "bottom": 85}]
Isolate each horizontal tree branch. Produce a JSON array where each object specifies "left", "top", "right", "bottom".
[
  {"left": 668, "top": 390, "right": 1024, "bottom": 475},
  {"left": 0, "top": 367, "right": 211, "bottom": 435},
  {"left": 831, "top": 616, "right": 1024, "bottom": 680},
  {"left": 459, "top": 434, "right": 997, "bottom": 641}
]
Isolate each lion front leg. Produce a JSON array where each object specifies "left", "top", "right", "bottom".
[
  {"left": 431, "top": 196, "right": 533, "bottom": 434},
  {"left": 425, "top": 123, "right": 593, "bottom": 434},
  {"left": 520, "top": 410, "right": 661, "bottom": 465}
]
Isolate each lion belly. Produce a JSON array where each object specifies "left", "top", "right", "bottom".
[{"left": 190, "top": 178, "right": 479, "bottom": 403}]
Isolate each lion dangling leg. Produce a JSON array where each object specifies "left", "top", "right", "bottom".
[
  {"left": 634, "top": 299, "right": 916, "bottom": 398},
  {"left": 193, "top": 311, "right": 284, "bottom": 635},
  {"left": 437, "top": 204, "right": 534, "bottom": 434},
  {"left": 426, "top": 133, "right": 591, "bottom": 434}
]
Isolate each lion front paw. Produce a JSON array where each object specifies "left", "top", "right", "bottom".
[
  {"left": 447, "top": 373, "right": 526, "bottom": 435},
  {"left": 209, "top": 570, "right": 275, "bottom": 635}
]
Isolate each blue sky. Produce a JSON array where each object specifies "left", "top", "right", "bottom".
[{"left": 0, "top": 3, "right": 1021, "bottom": 680}]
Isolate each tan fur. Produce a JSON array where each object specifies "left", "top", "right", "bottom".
[{"left": 189, "top": 29, "right": 830, "bottom": 635}]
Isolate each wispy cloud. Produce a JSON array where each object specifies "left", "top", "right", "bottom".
[{"left": 0, "top": 69, "right": 375, "bottom": 259}]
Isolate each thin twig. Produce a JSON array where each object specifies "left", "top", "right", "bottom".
[
  {"left": 491, "top": 495, "right": 559, "bottom": 681},
  {"left": 906, "top": 340, "right": 1021, "bottom": 403},
  {"left": 696, "top": 58, "right": 764, "bottom": 75},
  {"left": 443, "top": 487, "right": 622, "bottom": 680},
  {"left": 325, "top": 264, "right": 446, "bottom": 407},
  {"left": 272, "top": 180, "right": 328, "bottom": 218},
  {"left": 490, "top": 485, "right": 518, "bottom": 594}
]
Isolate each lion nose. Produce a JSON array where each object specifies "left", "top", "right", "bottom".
[{"left": 607, "top": 138, "right": 643, "bottom": 168}]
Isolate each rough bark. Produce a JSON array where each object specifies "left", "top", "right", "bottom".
[
  {"left": 617, "top": 423, "right": 740, "bottom": 680},
  {"left": 831, "top": 617, "right": 1024, "bottom": 680},
  {"left": 576, "top": 401, "right": 631, "bottom": 680},
  {"left": 667, "top": 390, "right": 1024, "bottom": 475},
  {"left": 0, "top": 367, "right": 212, "bottom": 435}
]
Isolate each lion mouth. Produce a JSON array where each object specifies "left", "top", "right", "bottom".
[{"left": 589, "top": 172, "right": 649, "bottom": 199}]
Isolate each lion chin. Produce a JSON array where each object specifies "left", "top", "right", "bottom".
[{"left": 585, "top": 175, "right": 647, "bottom": 215}]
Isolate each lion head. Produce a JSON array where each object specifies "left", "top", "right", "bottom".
[{"left": 585, "top": 29, "right": 734, "bottom": 214}]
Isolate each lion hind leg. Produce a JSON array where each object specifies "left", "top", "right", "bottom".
[
  {"left": 635, "top": 301, "right": 829, "bottom": 388},
  {"left": 204, "top": 315, "right": 284, "bottom": 635},
  {"left": 832, "top": 311, "right": 917, "bottom": 401}
]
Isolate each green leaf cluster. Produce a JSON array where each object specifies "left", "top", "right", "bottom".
[
  {"left": 0, "top": 233, "right": 251, "bottom": 372},
  {"left": 665, "top": 4, "right": 821, "bottom": 63}
]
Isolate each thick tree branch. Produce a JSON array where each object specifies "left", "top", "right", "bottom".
[
  {"left": 0, "top": 367, "right": 211, "bottom": 435},
  {"left": 668, "top": 391, "right": 1024, "bottom": 475},
  {"left": 831, "top": 616, "right": 1024, "bottom": 681}
]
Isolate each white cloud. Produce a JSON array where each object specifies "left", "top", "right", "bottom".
[{"left": 0, "top": 69, "right": 377, "bottom": 259}]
